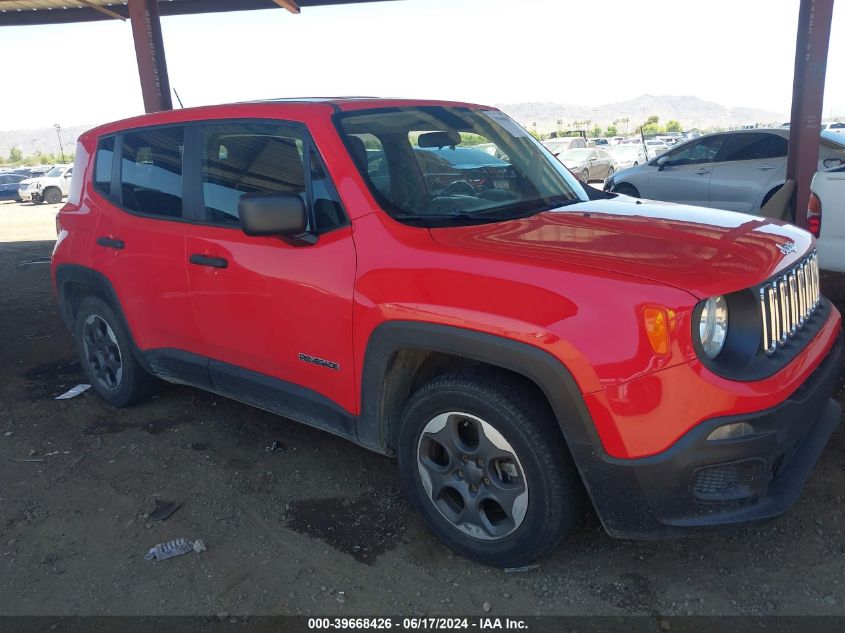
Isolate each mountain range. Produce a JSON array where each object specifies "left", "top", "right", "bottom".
[{"left": 496, "top": 94, "right": 790, "bottom": 133}]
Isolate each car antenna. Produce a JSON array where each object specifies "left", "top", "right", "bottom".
[{"left": 173, "top": 88, "right": 185, "bottom": 109}]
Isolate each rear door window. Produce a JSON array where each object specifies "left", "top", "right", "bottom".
[{"left": 119, "top": 127, "right": 185, "bottom": 217}]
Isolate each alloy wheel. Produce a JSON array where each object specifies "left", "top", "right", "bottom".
[
  {"left": 82, "top": 314, "right": 123, "bottom": 390},
  {"left": 417, "top": 412, "right": 528, "bottom": 540}
]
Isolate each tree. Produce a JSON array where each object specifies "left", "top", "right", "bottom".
[
  {"left": 665, "top": 119, "right": 682, "bottom": 133},
  {"left": 642, "top": 122, "right": 661, "bottom": 136},
  {"left": 605, "top": 125, "right": 618, "bottom": 137},
  {"left": 9, "top": 146, "right": 23, "bottom": 163},
  {"left": 646, "top": 115, "right": 660, "bottom": 125},
  {"left": 590, "top": 125, "right": 602, "bottom": 138}
]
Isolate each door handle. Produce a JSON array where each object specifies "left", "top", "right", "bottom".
[
  {"left": 189, "top": 254, "right": 228, "bottom": 269},
  {"left": 695, "top": 169, "right": 711, "bottom": 175},
  {"left": 757, "top": 164, "right": 776, "bottom": 170},
  {"left": 96, "top": 236, "right": 125, "bottom": 250}
]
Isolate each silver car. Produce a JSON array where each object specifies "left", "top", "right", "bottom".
[
  {"left": 605, "top": 129, "right": 845, "bottom": 213},
  {"left": 558, "top": 147, "right": 615, "bottom": 183},
  {"left": 609, "top": 144, "right": 648, "bottom": 170}
]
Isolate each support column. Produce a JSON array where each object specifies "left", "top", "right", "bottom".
[
  {"left": 787, "top": 0, "right": 834, "bottom": 226},
  {"left": 128, "top": 0, "right": 172, "bottom": 113}
]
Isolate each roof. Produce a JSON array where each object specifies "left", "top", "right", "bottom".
[
  {"left": 0, "top": 0, "right": 393, "bottom": 26},
  {"left": 78, "top": 97, "right": 493, "bottom": 138}
]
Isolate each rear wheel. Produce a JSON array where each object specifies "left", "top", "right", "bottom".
[
  {"left": 44, "top": 187, "right": 62, "bottom": 204},
  {"left": 397, "top": 367, "right": 585, "bottom": 567},
  {"left": 580, "top": 169, "right": 590, "bottom": 183},
  {"left": 607, "top": 166, "right": 615, "bottom": 178},
  {"left": 74, "top": 296, "right": 156, "bottom": 407}
]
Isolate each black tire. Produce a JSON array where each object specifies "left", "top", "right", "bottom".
[
  {"left": 44, "top": 187, "right": 62, "bottom": 205},
  {"left": 607, "top": 166, "right": 615, "bottom": 178},
  {"left": 613, "top": 182, "right": 640, "bottom": 198},
  {"left": 73, "top": 296, "right": 156, "bottom": 407},
  {"left": 580, "top": 169, "right": 590, "bottom": 183},
  {"left": 397, "top": 366, "right": 585, "bottom": 567},
  {"left": 633, "top": 161, "right": 639, "bottom": 166}
]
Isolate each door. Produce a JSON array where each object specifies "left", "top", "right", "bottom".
[
  {"left": 646, "top": 134, "right": 726, "bottom": 207},
  {"left": 594, "top": 149, "right": 613, "bottom": 178},
  {"left": 89, "top": 127, "right": 205, "bottom": 367},
  {"left": 60, "top": 167, "right": 73, "bottom": 195},
  {"left": 0, "top": 175, "right": 12, "bottom": 200},
  {"left": 184, "top": 120, "right": 357, "bottom": 425},
  {"left": 708, "top": 132, "right": 787, "bottom": 212}
]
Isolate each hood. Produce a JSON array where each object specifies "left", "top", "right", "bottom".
[{"left": 428, "top": 196, "right": 813, "bottom": 299}]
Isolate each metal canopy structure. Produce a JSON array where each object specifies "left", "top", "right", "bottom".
[
  {"left": 0, "top": 0, "right": 835, "bottom": 225},
  {"left": 0, "top": 0, "right": 390, "bottom": 112},
  {"left": 0, "top": 0, "right": 375, "bottom": 25}
]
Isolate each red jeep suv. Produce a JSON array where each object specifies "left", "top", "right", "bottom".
[{"left": 52, "top": 98, "right": 842, "bottom": 566}]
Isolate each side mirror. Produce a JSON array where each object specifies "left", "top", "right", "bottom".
[
  {"left": 656, "top": 155, "right": 669, "bottom": 171},
  {"left": 239, "top": 192, "right": 310, "bottom": 240},
  {"left": 823, "top": 158, "right": 843, "bottom": 169}
]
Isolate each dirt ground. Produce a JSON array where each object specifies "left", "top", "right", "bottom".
[{"left": 1, "top": 198, "right": 844, "bottom": 617}]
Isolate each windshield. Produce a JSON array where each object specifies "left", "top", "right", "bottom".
[
  {"left": 45, "top": 166, "right": 64, "bottom": 177},
  {"left": 336, "top": 106, "right": 584, "bottom": 226},
  {"left": 821, "top": 130, "right": 845, "bottom": 148}
]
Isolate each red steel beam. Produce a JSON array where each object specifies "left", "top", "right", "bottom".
[
  {"left": 787, "top": 0, "right": 834, "bottom": 226},
  {"left": 127, "top": 0, "right": 173, "bottom": 113}
]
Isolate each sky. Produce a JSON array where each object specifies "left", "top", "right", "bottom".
[{"left": 0, "top": 0, "right": 842, "bottom": 130}]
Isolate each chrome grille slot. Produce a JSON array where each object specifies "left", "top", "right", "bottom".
[{"left": 759, "top": 251, "right": 820, "bottom": 355}]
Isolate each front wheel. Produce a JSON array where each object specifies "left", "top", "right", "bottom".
[
  {"left": 607, "top": 166, "right": 615, "bottom": 178},
  {"left": 397, "top": 367, "right": 584, "bottom": 567},
  {"left": 580, "top": 169, "right": 590, "bottom": 183},
  {"left": 44, "top": 188, "right": 62, "bottom": 204}
]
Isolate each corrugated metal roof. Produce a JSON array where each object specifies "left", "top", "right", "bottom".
[{"left": 0, "top": 0, "right": 391, "bottom": 25}]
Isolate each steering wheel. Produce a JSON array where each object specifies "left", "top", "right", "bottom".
[{"left": 438, "top": 180, "right": 476, "bottom": 197}]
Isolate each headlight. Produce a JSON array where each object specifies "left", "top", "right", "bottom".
[{"left": 699, "top": 295, "right": 729, "bottom": 359}]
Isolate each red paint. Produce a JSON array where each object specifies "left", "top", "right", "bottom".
[{"left": 53, "top": 99, "right": 842, "bottom": 461}]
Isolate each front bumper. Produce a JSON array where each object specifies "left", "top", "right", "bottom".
[
  {"left": 581, "top": 334, "right": 842, "bottom": 539},
  {"left": 18, "top": 188, "right": 33, "bottom": 201}
]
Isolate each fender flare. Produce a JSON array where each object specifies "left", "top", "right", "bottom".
[
  {"left": 53, "top": 264, "right": 148, "bottom": 366},
  {"left": 356, "top": 321, "right": 603, "bottom": 460}
]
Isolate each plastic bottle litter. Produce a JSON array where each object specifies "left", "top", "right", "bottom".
[{"left": 144, "top": 537, "right": 205, "bottom": 562}]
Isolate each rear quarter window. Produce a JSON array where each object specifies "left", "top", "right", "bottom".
[
  {"left": 120, "top": 127, "right": 185, "bottom": 218},
  {"left": 93, "top": 136, "right": 114, "bottom": 196}
]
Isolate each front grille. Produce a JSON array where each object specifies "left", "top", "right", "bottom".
[{"left": 759, "top": 251, "right": 820, "bottom": 355}]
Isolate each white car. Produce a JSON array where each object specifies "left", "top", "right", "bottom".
[
  {"left": 644, "top": 139, "right": 669, "bottom": 159},
  {"left": 609, "top": 143, "right": 648, "bottom": 170},
  {"left": 811, "top": 165, "right": 845, "bottom": 272},
  {"left": 22, "top": 164, "right": 73, "bottom": 204},
  {"left": 605, "top": 129, "right": 845, "bottom": 213}
]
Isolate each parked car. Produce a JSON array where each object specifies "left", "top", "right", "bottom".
[
  {"left": 644, "top": 139, "right": 669, "bottom": 159},
  {"left": 53, "top": 98, "right": 841, "bottom": 566},
  {"left": 810, "top": 164, "right": 845, "bottom": 272},
  {"left": 0, "top": 173, "right": 27, "bottom": 201},
  {"left": 588, "top": 138, "right": 610, "bottom": 147},
  {"left": 21, "top": 163, "right": 73, "bottom": 204},
  {"left": 556, "top": 147, "right": 615, "bottom": 182},
  {"left": 542, "top": 136, "right": 587, "bottom": 155},
  {"left": 605, "top": 129, "right": 845, "bottom": 213},
  {"left": 609, "top": 143, "right": 648, "bottom": 170}
]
